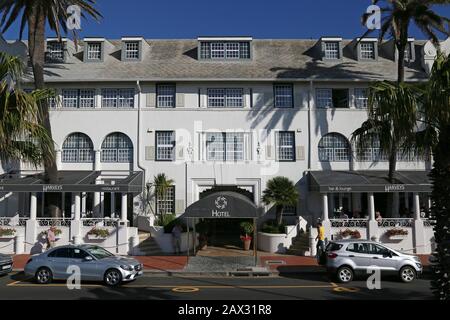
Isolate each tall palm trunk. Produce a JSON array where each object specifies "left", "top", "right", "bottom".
[
  {"left": 276, "top": 205, "right": 284, "bottom": 227},
  {"left": 430, "top": 125, "right": 450, "bottom": 300},
  {"left": 28, "top": 6, "right": 60, "bottom": 217}
]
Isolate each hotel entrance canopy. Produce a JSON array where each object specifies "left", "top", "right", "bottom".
[
  {"left": 0, "top": 171, "right": 143, "bottom": 193},
  {"left": 309, "top": 170, "right": 432, "bottom": 193},
  {"left": 183, "top": 191, "right": 260, "bottom": 219}
]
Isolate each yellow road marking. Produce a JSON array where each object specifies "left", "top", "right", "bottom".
[
  {"left": 333, "top": 286, "right": 360, "bottom": 293},
  {"left": 172, "top": 287, "right": 200, "bottom": 293}
]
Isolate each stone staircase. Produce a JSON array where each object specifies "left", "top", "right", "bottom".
[
  {"left": 134, "top": 231, "right": 164, "bottom": 256},
  {"left": 286, "top": 231, "right": 311, "bottom": 256}
]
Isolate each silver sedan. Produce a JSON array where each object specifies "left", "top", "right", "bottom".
[{"left": 24, "top": 245, "right": 143, "bottom": 286}]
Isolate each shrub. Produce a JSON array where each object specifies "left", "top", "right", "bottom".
[
  {"left": 261, "top": 220, "right": 286, "bottom": 234},
  {"left": 385, "top": 228, "right": 409, "bottom": 237},
  {"left": 338, "top": 229, "right": 361, "bottom": 239},
  {"left": 87, "top": 228, "right": 110, "bottom": 238},
  {"left": 156, "top": 214, "right": 176, "bottom": 228},
  {"left": 0, "top": 228, "right": 16, "bottom": 237},
  {"left": 240, "top": 221, "right": 254, "bottom": 236}
]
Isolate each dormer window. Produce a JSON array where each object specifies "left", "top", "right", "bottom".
[
  {"left": 198, "top": 37, "right": 252, "bottom": 60},
  {"left": 321, "top": 37, "right": 342, "bottom": 61},
  {"left": 84, "top": 38, "right": 105, "bottom": 62},
  {"left": 357, "top": 38, "right": 378, "bottom": 61},
  {"left": 87, "top": 43, "right": 102, "bottom": 60},
  {"left": 360, "top": 42, "right": 375, "bottom": 59},
  {"left": 46, "top": 39, "right": 66, "bottom": 63},
  {"left": 121, "top": 37, "right": 143, "bottom": 61},
  {"left": 324, "top": 42, "right": 340, "bottom": 59},
  {"left": 125, "top": 42, "right": 139, "bottom": 59}
]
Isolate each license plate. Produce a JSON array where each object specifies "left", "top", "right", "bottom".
[{"left": 2, "top": 265, "right": 11, "bottom": 270}]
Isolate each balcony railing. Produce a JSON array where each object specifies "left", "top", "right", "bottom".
[
  {"left": 330, "top": 219, "right": 368, "bottom": 228},
  {"left": 0, "top": 217, "right": 27, "bottom": 227},
  {"left": 81, "top": 218, "right": 119, "bottom": 228},
  {"left": 378, "top": 218, "right": 414, "bottom": 228},
  {"left": 36, "top": 218, "right": 72, "bottom": 227}
]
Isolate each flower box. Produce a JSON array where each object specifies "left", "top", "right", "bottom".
[
  {"left": 389, "top": 234, "right": 408, "bottom": 240},
  {"left": 0, "top": 228, "right": 16, "bottom": 239},
  {"left": 87, "top": 234, "right": 107, "bottom": 240}
]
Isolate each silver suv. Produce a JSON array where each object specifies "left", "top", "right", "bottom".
[{"left": 324, "top": 240, "right": 423, "bottom": 283}]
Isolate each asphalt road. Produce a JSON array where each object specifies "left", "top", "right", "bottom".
[{"left": 0, "top": 271, "right": 433, "bottom": 300}]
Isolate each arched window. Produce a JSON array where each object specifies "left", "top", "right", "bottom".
[
  {"left": 318, "top": 133, "right": 350, "bottom": 162},
  {"left": 101, "top": 133, "right": 133, "bottom": 163},
  {"left": 62, "top": 133, "right": 94, "bottom": 163}
]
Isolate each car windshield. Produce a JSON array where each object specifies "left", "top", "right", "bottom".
[{"left": 85, "top": 246, "right": 114, "bottom": 259}]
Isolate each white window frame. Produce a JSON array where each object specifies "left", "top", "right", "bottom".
[
  {"left": 202, "top": 132, "right": 251, "bottom": 162},
  {"left": 324, "top": 42, "right": 340, "bottom": 59},
  {"left": 276, "top": 131, "right": 295, "bottom": 161},
  {"left": 207, "top": 88, "right": 244, "bottom": 108},
  {"left": 274, "top": 84, "right": 294, "bottom": 108},
  {"left": 316, "top": 89, "right": 332, "bottom": 108},
  {"left": 87, "top": 43, "right": 102, "bottom": 61},
  {"left": 156, "top": 131, "right": 176, "bottom": 161},
  {"left": 360, "top": 42, "right": 375, "bottom": 60},
  {"left": 157, "top": 84, "right": 176, "bottom": 108},
  {"left": 354, "top": 88, "right": 369, "bottom": 109},
  {"left": 125, "top": 41, "right": 140, "bottom": 60}
]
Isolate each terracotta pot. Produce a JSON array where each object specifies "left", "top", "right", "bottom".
[{"left": 243, "top": 239, "right": 252, "bottom": 251}]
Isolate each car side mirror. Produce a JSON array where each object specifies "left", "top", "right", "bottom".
[{"left": 84, "top": 256, "right": 93, "bottom": 261}]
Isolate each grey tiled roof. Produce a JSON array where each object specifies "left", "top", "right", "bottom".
[{"left": 20, "top": 39, "right": 428, "bottom": 83}]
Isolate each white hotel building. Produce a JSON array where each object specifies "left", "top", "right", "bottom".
[{"left": 0, "top": 35, "right": 449, "bottom": 255}]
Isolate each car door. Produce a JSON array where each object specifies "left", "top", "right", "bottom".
[
  {"left": 70, "top": 248, "right": 99, "bottom": 281},
  {"left": 47, "top": 248, "right": 72, "bottom": 280},
  {"left": 345, "top": 243, "right": 373, "bottom": 271},
  {"left": 369, "top": 244, "right": 398, "bottom": 271}
]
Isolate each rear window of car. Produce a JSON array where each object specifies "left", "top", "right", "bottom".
[{"left": 326, "top": 242, "right": 343, "bottom": 252}]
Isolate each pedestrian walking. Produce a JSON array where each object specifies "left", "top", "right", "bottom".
[{"left": 172, "top": 223, "right": 183, "bottom": 254}]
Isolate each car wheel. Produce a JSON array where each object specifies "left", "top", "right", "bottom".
[
  {"left": 336, "top": 266, "right": 354, "bottom": 283},
  {"left": 399, "top": 266, "right": 416, "bottom": 283},
  {"left": 104, "top": 269, "right": 122, "bottom": 287},
  {"left": 35, "top": 267, "right": 53, "bottom": 284}
]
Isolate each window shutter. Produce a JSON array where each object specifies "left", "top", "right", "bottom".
[
  {"left": 145, "top": 146, "right": 155, "bottom": 161},
  {"left": 266, "top": 145, "right": 274, "bottom": 160},
  {"left": 176, "top": 92, "right": 184, "bottom": 108},
  {"left": 175, "top": 200, "right": 185, "bottom": 214},
  {"left": 176, "top": 146, "right": 184, "bottom": 161},
  {"left": 296, "top": 146, "right": 305, "bottom": 161},
  {"left": 146, "top": 90, "right": 156, "bottom": 108}
]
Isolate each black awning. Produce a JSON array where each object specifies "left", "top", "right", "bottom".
[
  {"left": 0, "top": 171, "right": 143, "bottom": 193},
  {"left": 309, "top": 170, "right": 431, "bottom": 193},
  {"left": 183, "top": 191, "right": 260, "bottom": 219}
]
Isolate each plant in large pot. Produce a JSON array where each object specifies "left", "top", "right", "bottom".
[
  {"left": 195, "top": 220, "right": 209, "bottom": 250},
  {"left": 240, "top": 221, "right": 254, "bottom": 251},
  {"left": 0, "top": 228, "right": 16, "bottom": 238}
]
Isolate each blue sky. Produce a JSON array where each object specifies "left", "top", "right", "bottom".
[{"left": 1, "top": 0, "right": 449, "bottom": 40}]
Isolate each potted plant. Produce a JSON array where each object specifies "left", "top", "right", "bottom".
[
  {"left": 195, "top": 220, "right": 209, "bottom": 250},
  {"left": 40, "top": 227, "right": 62, "bottom": 241},
  {"left": 385, "top": 228, "right": 408, "bottom": 240},
  {"left": 0, "top": 228, "right": 16, "bottom": 238},
  {"left": 337, "top": 229, "right": 361, "bottom": 239},
  {"left": 87, "top": 227, "right": 110, "bottom": 240},
  {"left": 240, "top": 221, "right": 254, "bottom": 251}
]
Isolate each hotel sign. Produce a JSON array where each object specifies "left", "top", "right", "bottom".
[
  {"left": 0, "top": 184, "right": 141, "bottom": 193},
  {"left": 211, "top": 196, "right": 231, "bottom": 218},
  {"left": 318, "top": 184, "right": 430, "bottom": 193}
]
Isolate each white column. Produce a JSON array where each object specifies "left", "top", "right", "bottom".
[
  {"left": 368, "top": 193, "right": 375, "bottom": 221},
  {"left": 30, "top": 193, "right": 37, "bottom": 220},
  {"left": 94, "top": 150, "right": 101, "bottom": 171},
  {"left": 74, "top": 193, "right": 81, "bottom": 220},
  {"left": 322, "top": 194, "right": 329, "bottom": 221},
  {"left": 121, "top": 193, "right": 128, "bottom": 222},
  {"left": 56, "top": 150, "right": 62, "bottom": 169},
  {"left": 413, "top": 192, "right": 421, "bottom": 220},
  {"left": 93, "top": 192, "right": 101, "bottom": 218},
  {"left": 81, "top": 192, "right": 87, "bottom": 216},
  {"left": 100, "top": 192, "right": 105, "bottom": 217}
]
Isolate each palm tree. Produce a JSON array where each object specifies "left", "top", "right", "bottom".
[
  {"left": 0, "top": 0, "right": 101, "bottom": 216},
  {"left": 411, "top": 53, "right": 450, "bottom": 300},
  {"left": 152, "top": 173, "right": 174, "bottom": 216},
  {"left": 262, "top": 177, "right": 299, "bottom": 226},
  {"left": 362, "top": 0, "right": 449, "bottom": 83},
  {"left": 0, "top": 52, "right": 53, "bottom": 167},
  {"left": 352, "top": 81, "right": 420, "bottom": 182}
]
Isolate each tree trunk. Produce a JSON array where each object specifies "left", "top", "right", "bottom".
[
  {"left": 430, "top": 125, "right": 450, "bottom": 300},
  {"left": 386, "top": 141, "right": 398, "bottom": 216},
  {"left": 276, "top": 205, "right": 284, "bottom": 227},
  {"left": 28, "top": 7, "right": 60, "bottom": 217}
]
